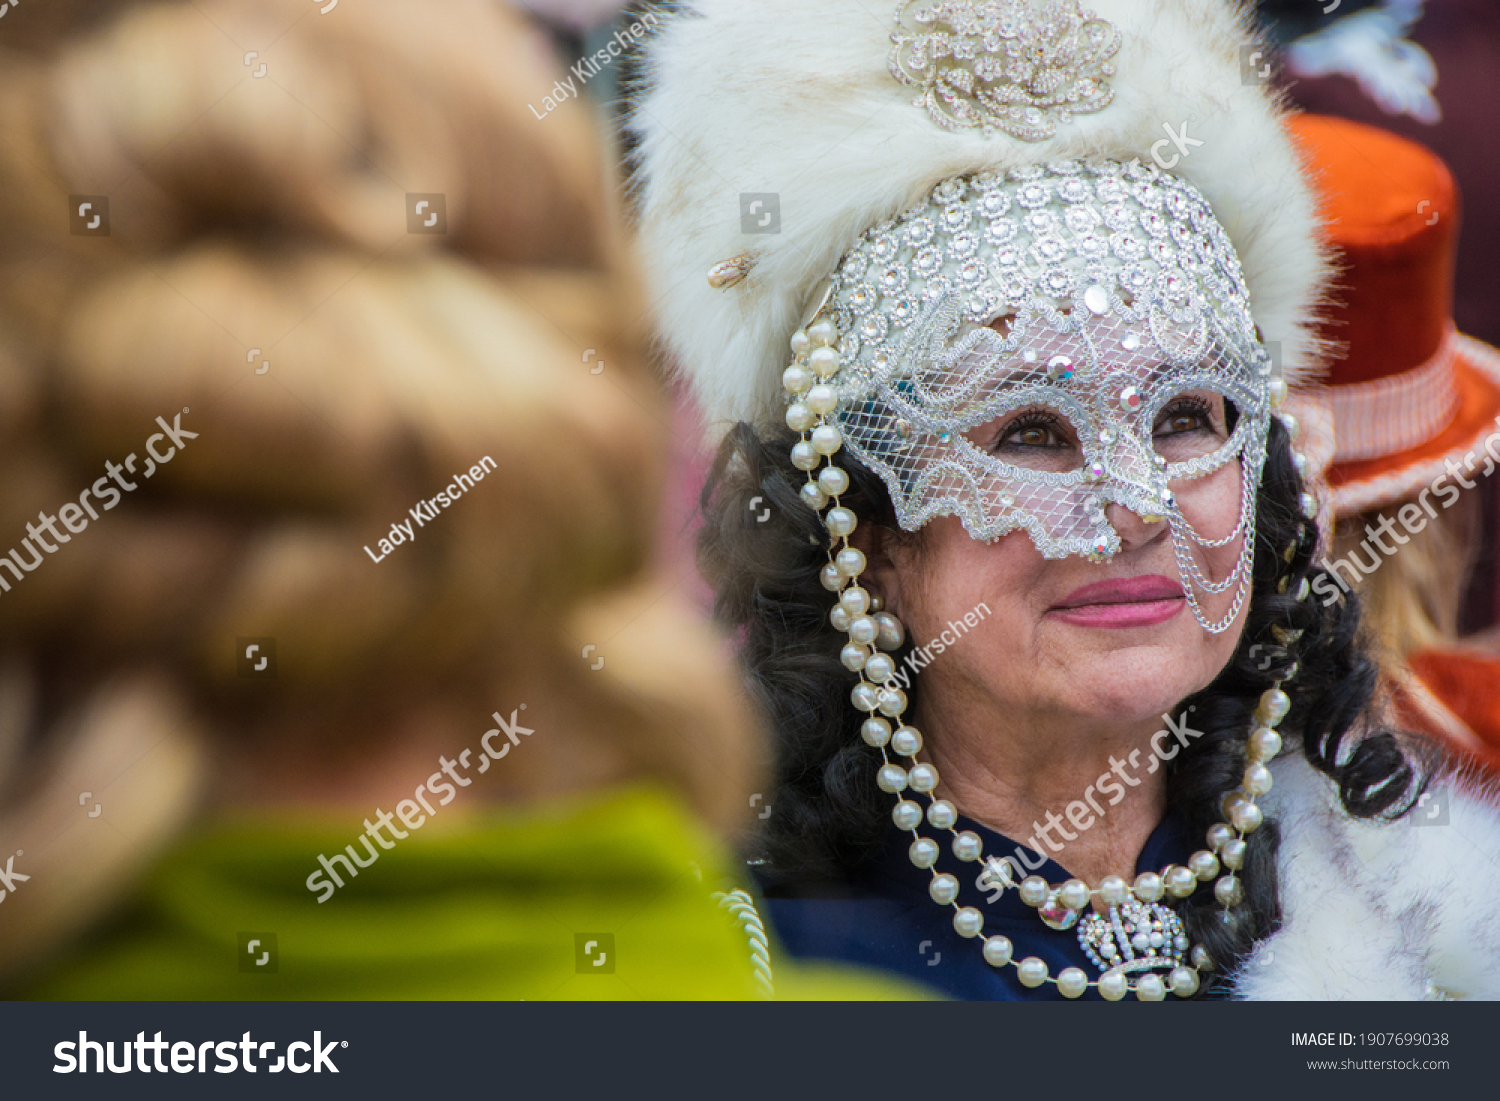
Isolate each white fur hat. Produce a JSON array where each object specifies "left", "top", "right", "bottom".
[{"left": 630, "top": 0, "right": 1330, "bottom": 435}]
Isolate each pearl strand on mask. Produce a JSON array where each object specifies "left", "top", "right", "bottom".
[{"left": 782, "top": 311, "right": 1300, "bottom": 1001}]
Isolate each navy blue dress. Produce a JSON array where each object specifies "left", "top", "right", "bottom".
[{"left": 759, "top": 810, "right": 1194, "bottom": 1000}]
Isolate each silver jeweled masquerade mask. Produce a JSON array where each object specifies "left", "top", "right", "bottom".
[{"left": 796, "top": 159, "right": 1278, "bottom": 633}]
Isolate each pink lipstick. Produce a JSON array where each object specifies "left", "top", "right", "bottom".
[{"left": 1047, "top": 574, "right": 1185, "bottom": 629}]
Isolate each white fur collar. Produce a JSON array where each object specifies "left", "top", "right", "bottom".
[{"left": 1230, "top": 752, "right": 1500, "bottom": 1000}]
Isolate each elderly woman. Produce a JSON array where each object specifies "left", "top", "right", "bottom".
[{"left": 631, "top": 0, "right": 1500, "bottom": 1000}]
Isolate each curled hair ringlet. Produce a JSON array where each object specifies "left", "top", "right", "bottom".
[{"left": 698, "top": 414, "right": 1436, "bottom": 996}]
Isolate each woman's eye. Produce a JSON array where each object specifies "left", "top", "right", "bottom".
[
  {"left": 998, "top": 417, "right": 1068, "bottom": 450},
  {"left": 1012, "top": 425, "right": 1053, "bottom": 447},
  {"left": 1154, "top": 402, "right": 1214, "bottom": 437}
]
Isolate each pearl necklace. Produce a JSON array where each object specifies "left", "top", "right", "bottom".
[{"left": 782, "top": 310, "right": 1300, "bottom": 1001}]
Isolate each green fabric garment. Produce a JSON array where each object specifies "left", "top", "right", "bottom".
[{"left": 20, "top": 784, "right": 920, "bottom": 1001}]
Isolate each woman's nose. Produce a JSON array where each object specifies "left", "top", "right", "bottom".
[{"left": 1104, "top": 502, "right": 1169, "bottom": 552}]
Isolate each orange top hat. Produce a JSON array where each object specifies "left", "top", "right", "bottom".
[{"left": 1288, "top": 114, "right": 1500, "bottom": 517}]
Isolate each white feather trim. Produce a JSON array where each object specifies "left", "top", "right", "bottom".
[
  {"left": 631, "top": 0, "right": 1332, "bottom": 433},
  {"left": 1231, "top": 753, "right": 1500, "bottom": 1000}
]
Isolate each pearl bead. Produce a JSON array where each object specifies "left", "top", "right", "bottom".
[
  {"left": 1221, "top": 838, "right": 1246, "bottom": 871},
  {"left": 877, "top": 764, "right": 909, "bottom": 793},
  {"left": 1243, "top": 762, "right": 1273, "bottom": 796},
  {"left": 786, "top": 403, "right": 816, "bottom": 432},
  {"left": 805, "top": 384, "right": 837, "bottom": 415},
  {"left": 825, "top": 507, "right": 857, "bottom": 537},
  {"left": 1019, "top": 876, "right": 1049, "bottom": 908},
  {"left": 1268, "top": 376, "right": 1288, "bottom": 408},
  {"left": 890, "top": 725, "right": 922, "bottom": 756},
  {"left": 877, "top": 687, "right": 908, "bottom": 717},
  {"left": 1229, "top": 800, "right": 1263, "bottom": 833},
  {"left": 817, "top": 466, "right": 850, "bottom": 497},
  {"left": 1164, "top": 865, "right": 1197, "bottom": 898},
  {"left": 868, "top": 595, "right": 884, "bottom": 612},
  {"left": 819, "top": 563, "right": 844, "bottom": 592},
  {"left": 908, "top": 836, "right": 938, "bottom": 868},
  {"left": 1133, "top": 871, "right": 1164, "bottom": 903},
  {"left": 1188, "top": 850, "right": 1220, "bottom": 881},
  {"left": 783, "top": 363, "right": 813, "bottom": 394},
  {"left": 927, "top": 799, "right": 957, "bottom": 830},
  {"left": 810, "top": 424, "right": 842, "bottom": 455},
  {"left": 952, "top": 831, "right": 982, "bottom": 862},
  {"left": 982, "top": 936, "right": 1013, "bottom": 967},
  {"left": 1135, "top": 973, "right": 1166, "bottom": 1001},
  {"left": 790, "top": 441, "right": 819, "bottom": 471},
  {"left": 807, "top": 317, "right": 838, "bottom": 347},
  {"left": 907, "top": 762, "right": 939, "bottom": 792},
  {"left": 874, "top": 612, "right": 906, "bottom": 650},
  {"left": 1248, "top": 726, "right": 1282, "bottom": 762},
  {"left": 1206, "top": 823, "right": 1233, "bottom": 853},
  {"left": 1017, "top": 957, "right": 1049, "bottom": 988},
  {"left": 829, "top": 606, "right": 851, "bottom": 632},
  {"left": 860, "top": 717, "right": 892, "bottom": 747},
  {"left": 808, "top": 346, "right": 840, "bottom": 378},
  {"left": 1098, "top": 875, "right": 1128, "bottom": 906},
  {"left": 840, "top": 586, "right": 871, "bottom": 616},
  {"left": 800, "top": 482, "right": 828, "bottom": 510},
  {"left": 891, "top": 800, "right": 923, "bottom": 831},
  {"left": 1214, "top": 875, "right": 1243, "bottom": 907},
  {"left": 850, "top": 683, "right": 878, "bottom": 712},
  {"left": 790, "top": 329, "right": 811, "bottom": 355},
  {"left": 929, "top": 873, "right": 959, "bottom": 906},
  {"left": 841, "top": 643, "right": 869, "bottom": 672},
  {"left": 1058, "top": 879, "right": 1090, "bottom": 911},
  {"left": 847, "top": 615, "right": 877, "bottom": 645},
  {"left": 1255, "top": 687, "right": 1291, "bottom": 726},
  {"left": 1057, "top": 967, "right": 1089, "bottom": 999},
  {"left": 1190, "top": 945, "right": 1214, "bottom": 971},
  {"left": 1281, "top": 412, "right": 1299, "bottom": 439},
  {"left": 835, "top": 546, "right": 866, "bottom": 577},
  {"left": 865, "top": 653, "right": 897, "bottom": 684},
  {"left": 953, "top": 907, "right": 983, "bottom": 938},
  {"left": 1098, "top": 970, "right": 1128, "bottom": 1001},
  {"left": 1221, "top": 791, "right": 1247, "bottom": 820},
  {"left": 1169, "top": 967, "right": 1200, "bottom": 998}
]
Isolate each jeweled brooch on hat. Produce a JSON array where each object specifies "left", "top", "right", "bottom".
[{"left": 888, "top": 0, "right": 1122, "bottom": 141}]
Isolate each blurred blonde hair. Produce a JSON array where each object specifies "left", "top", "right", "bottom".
[
  {"left": 1331, "top": 490, "right": 1481, "bottom": 661},
  {"left": 1331, "top": 487, "right": 1483, "bottom": 750},
  {"left": 0, "top": 0, "right": 760, "bottom": 978}
]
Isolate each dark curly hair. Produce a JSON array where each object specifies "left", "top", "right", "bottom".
[{"left": 698, "top": 414, "right": 1435, "bottom": 995}]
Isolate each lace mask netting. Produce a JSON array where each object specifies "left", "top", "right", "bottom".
[{"left": 815, "top": 159, "right": 1275, "bottom": 633}]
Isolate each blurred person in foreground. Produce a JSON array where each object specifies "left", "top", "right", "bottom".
[
  {"left": 1291, "top": 115, "right": 1500, "bottom": 777},
  {"left": 0, "top": 0, "right": 911, "bottom": 1000}
]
